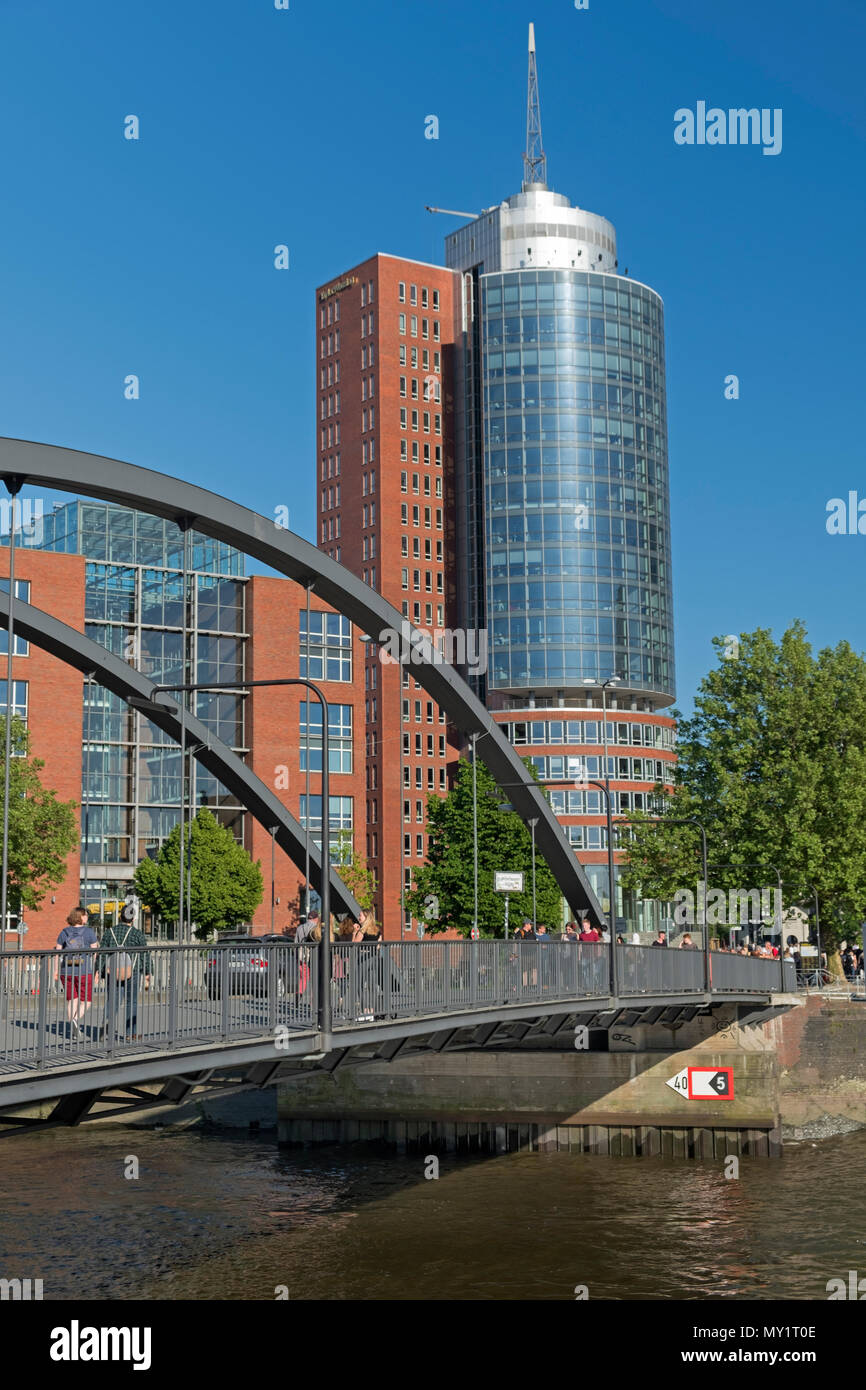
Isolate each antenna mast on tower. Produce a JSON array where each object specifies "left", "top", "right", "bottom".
[{"left": 522, "top": 22, "right": 547, "bottom": 190}]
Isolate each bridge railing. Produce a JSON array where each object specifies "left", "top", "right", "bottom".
[{"left": 0, "top": 940, "right": 795, "bottom": 1076}]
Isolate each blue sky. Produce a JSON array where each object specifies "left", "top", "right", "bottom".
[{"left": 1, "top": 0, "right": 863, "bottom": 712}]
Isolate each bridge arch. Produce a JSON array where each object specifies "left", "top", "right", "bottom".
[
  {"left": 0, "top": 436, "right": 604, "bottom": 922},
  {"left": 0, "top": 588, "right": 363, "bottom": 919}
]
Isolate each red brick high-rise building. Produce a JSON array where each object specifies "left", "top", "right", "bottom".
[{"left": 315, "top": 256, "right": 461, "bottom": 936}]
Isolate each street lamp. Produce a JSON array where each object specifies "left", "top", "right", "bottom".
[{"left": 528, "top": 817, "right": 538, "bottom": 926}]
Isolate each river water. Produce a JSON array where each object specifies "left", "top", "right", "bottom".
[{"left": 2, "top": 1125, "right": 863, "bottom": 1301}]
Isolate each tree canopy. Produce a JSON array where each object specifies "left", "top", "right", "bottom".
[
  {"left": 620, "top": 623, "right": 866, "bottom": 948},
  {"left": 134, "top": 807, "right": 263, "bottom": 939},
  {"left": 0, "top": 716, "right": 78, "bottom": 913},
  {"left": 406, "top": 758, "right": 562, "bottom": 935}
]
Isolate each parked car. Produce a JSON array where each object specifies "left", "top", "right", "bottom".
[{"left": 205, "top": 934, "right": 309, "bottom": 1000}]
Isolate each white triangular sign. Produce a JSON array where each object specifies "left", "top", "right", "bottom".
[{"left": 666, "top": 1066, "right": 689, "bottom": 1096}]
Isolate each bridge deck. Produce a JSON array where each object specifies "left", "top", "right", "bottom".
[{"left": 0, "top": 941, "right": 795, "bottom": 1093}]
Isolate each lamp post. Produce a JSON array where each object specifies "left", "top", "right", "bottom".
[
  {"left": 528, "top": 817, "right": 538, "bottom": 927},
  {"left": 586, "top": 780, "right": 618, "bottom": 995},
  {"left": 133, "top": 675, "right": 333, "bottom": 1041},
  {"left": 470, "top": 732, "right": 479, "bottom": 937},
  {"left": 583, "top": 675, "right": 621, "bottom": 930}
]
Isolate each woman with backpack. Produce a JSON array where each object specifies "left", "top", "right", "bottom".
[{"left": 54, "top": 906, "right": 100, "bottom": 1039}]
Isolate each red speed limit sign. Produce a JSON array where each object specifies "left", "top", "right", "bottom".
[{"left": 666, "top": 1066, "right": 734, "bottom": 1100}]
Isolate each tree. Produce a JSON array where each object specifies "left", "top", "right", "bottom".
[
  {"left": 620, "top": 623, "right": 866, "bottom": 950},
  {"left": 406, "top": 758, "right": 562, "bottom": 935},
  {"left": 332, "top": 831, "right": 378, "bottom": 912},
  {"left": 0, "top": 716, "right": 78, "bottom": 913},
  {"left": 133, "top": 807, "right": 263, "bottom": 938}
]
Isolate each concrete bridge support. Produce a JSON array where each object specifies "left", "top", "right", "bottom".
[{"left": 277, "top": 1002, "right": 800, "bottom": 1158}]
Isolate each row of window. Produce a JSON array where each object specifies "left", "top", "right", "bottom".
[
  {"left": 401, "top": 602, "right": 446, "bottom": 627},
  {"left": 400, "top": 441, "right": 443, "bottom": 467},
  {"left": 401, "top": 536, "right": 443, "bottom": 561},
  {"left": 320, "top": 453, "right": 340, "bottom": 480},
  {"left": 321, "top": 515, "right": 341, "bottom": 542},
  {"left": 401, "top": 569, "right": 444, "bottom": 593},
  {"left": 400, "top": 346, "right": 440, "bottom": 372},
  {"left": 550, "top": 789, "right": 667, "bottom": 816},
  {"left": 400, "top": 504, "right": 443, "bottom": 528},
  {"left": 400, "top": 472, "right": 443, "bottom": 497},
  {"left": 320, "top": 296, "right": 345, "bottom": 328},
  {"left": 397, "top": 282, "right": 440, "bottom": 311},
  {"left": 399, "top": 408, "right": 442, "bottom": 434},
  {"left": 488, "top": 447, "right": 666, "bottom": 488},
  {"left": 505, "top": 719, "right": 675, "bottom": 750},
  {"left": 360, "top": 312, "right": 375, "bottom": 337},
  {"left": 403, "top": 766, "right": 448, "bottom": 791},
  {"left": 399, "top": 376, "right": 440, "bottom": 402},
  {"left": 488, "top": 545, "right": 665, "bottom": 585},
  {"left": 320, "top": 330, "right": 341, "bottom": 357},
  {"left": 321, "top": 485, "right": 341, "bottom": 510},
  {"left": 489, "top": 580, "right": 670, "bottom": 620},
  {"left": 320, "top": 422, "right": 341, "bottom": 449},
  {"left": 400, "top": 698, "right": 448, "bottom": 725},
  {"left": 398, "top": 314, "right": 440, "bottom": 341},
  {"left": 525, "top": 753, "right": 673, "bottom": 783},
  {"left": 403, "top": 732, "right": 448, "bottom": 758}
]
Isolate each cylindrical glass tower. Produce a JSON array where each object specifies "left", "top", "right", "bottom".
[{"left": 481, "top": 268, "right": 674, "bottom": 702}]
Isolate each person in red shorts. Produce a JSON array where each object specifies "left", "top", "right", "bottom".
[{"left": 54, "top": 906, "right": 100, "bottom": 1039}]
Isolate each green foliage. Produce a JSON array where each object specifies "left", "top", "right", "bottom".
[
  {"left": 0, "top": 716, "right": 78, "bottom": 912},
  {"left": 133, "top": 807, "right": 263, "bottom": 939},
  {"left": 406, "top": 758, "right": 561, "bottom": 935},
  {"left": 332, "top": 831, "right": 378, "bottom": 911},
  {"left": 620, "top": 623, "right": 866, "bottom": 948}
]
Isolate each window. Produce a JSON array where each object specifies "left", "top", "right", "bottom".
[
  {"left": 421, "top": 318, "right": 429, "bottom": 340},
  {"left": 401, "top": 568, "right": 408, "bottom": 590},
  {"left": 400, "top": 376, "right": 407, "bottom": 397},
  {"left": 421, "top": 287, "right": 428, "bottom": 308},
  {"left": 299, "top": 702, "right": 353, "bottom": 773},
  {"left": 410, "top": 315, "right": 417, "bottom": 337},
  {"left": 400, "top": 408, "right": 407, "bottom": 429},
  {"left": 300, "top": 611, "right": 352, "bottom": 682},
  {"left": 0, "top": 579, "right": 30, "bottom": 654},
  {"left": 433, "top": 320, "right": 440, "bottom": 341},
  {"left": 411, "top": 410, "right": 419, "bottom": 431},
  {"left": 410, "top": 284, "right": 417, "bottom": 305},
  {"left": 401, "top": 471, "right": 408, "bottom": 492},
  {"left": 399, "top": 313, "right": 406, "bottom": 334},
  {"left": 399, "top": 345, "right": 406, "bottom": 365},
  {"left": 411, "top": 378, "right": 418, "bottom": 399},
  {"left": 398, "top": 282, "right": 406, "bottom": 302},
  {"left": 412, "top": 473, "right": 419, "bottom": 493},
  {"left": 432, "top": 290, "right": 440, "bottom": 311},
  {"left": 299, "top": 795, "right": 354, "bottom": 862},
  {"left": 0, "top": 679, "right": 28, "bottom": 726}
]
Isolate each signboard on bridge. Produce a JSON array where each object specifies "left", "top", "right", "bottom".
[
  {"left": 666, "top": 1066, "right": 734, "bottom": 1100},
  {"left": 494, "top": 872, "right": 524, "bottom": 893}
]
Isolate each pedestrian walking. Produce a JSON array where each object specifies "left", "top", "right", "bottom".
[
  {"left": 54, "top": 907, "right": 99, "bottom": 1038},
  {"left": 99, "top": 902, "right": 152, "bottom": 1041}
]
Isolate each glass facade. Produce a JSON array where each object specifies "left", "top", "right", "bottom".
[
  {"left": 481, "top": 270, "right": 674, "bottom": 698},
  {"left": 37, "top": 502, "right": 247, "bottom": 903}
]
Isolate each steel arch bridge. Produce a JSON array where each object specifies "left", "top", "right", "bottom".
[{"left": 0, "top": 436, "right": 606, "bottom": 923}]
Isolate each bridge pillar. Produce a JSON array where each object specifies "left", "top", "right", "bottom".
[{"left": 276, "top": 1002, "right": 798, "bottom": 1158}]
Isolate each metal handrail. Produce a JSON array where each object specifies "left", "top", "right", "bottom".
[{"left": 0, "top": 940, "right": 795, "bottom": 1078}]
